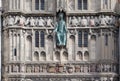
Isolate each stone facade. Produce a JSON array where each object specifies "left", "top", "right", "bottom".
[{"left": 1, "top": 0, "right": 120, "bottom": 81}]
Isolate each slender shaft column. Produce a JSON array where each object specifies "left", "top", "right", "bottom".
[
  {"left": 9, "top": 30, "right": 13, "bottom": 61},
  {"left": 20, "top": 30, "right": 25, "bottom": 61},
  {"left": 16, "top": 34, "right": 19, "bottom": 61}
]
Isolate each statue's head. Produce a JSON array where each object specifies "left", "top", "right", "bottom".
[{"left": 59, "top": 13, "right": 64, "bottom": 20}]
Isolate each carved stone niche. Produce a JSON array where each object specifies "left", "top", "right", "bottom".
[
  {"left": 34, "top": 65, "right": 40, "bottom": 73},
  {"left": 67, "top": 65, "right": 74, "bottom": 73},
  {"left": 75, "top": 65, "right": 80, "bottom": 72},
  {"left": 58, "top": 64, "right": 64, "bottom": 73},
  {"left": 48, "top": 64, "right": 56, "bottom": 73}
]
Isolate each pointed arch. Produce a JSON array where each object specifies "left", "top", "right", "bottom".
[
  {"left": 54, "top": 51, "right": 60, "bottom": 61},
  {"left": 47, "top": 35, "right": 53, "bottom": 60},
  {"left": 84, "top": 51, "right": 89, "bottom": 61},
  {"left": 40, "top": 51, "right": 46, "bottom": 61},
  {"left": 26, "top": 35, "right": 32, "bottom": 61},
  {"left": 33, "top": 51, "right": 39, "bottom": 61},
  {"left": 63, "top": 51, "right": 68, "bottom": 61},
  {"left": 69, "top": 35, "right": 75, "bottom": 60},
  {"left": 76, "top": 51, "right": 83, "bottom": 61}
]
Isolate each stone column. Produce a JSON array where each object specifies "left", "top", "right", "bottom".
[
  {"left": 75, "top": 31, "right": 78, "bottom": 60},
  {"left": 108, "top": 33, "right": 112, "bottom": 60},
  {"left": 13, "top": 33, "right": 16, "bottom": 61},
  {"left": 9, "top": 30, "right": 13, "bottom": 61},
  {"left": 9, "top": 65, "right": 11, "bottom": 73},
  {"left": 45, "top": 33, "right": 48, "bottom": 61},
  {"left": 20, "top": 30, "right": 25, "bottom": 61},
  {"left": 9, "top": 0, "right": 12, "bottom": 10},
  {"left": 88, "top": 0, "right": 90, "bottom": 10},
  {"left": 101, "top": 0, "right": 103, "bottom": 10},
  {"left": 68, "top": 34, "right": 72, "bottom": 61},
  {"left": 20, "top": 0, "right": 24, "bottom": 10},
  {"left": 16, "top": 34, "right": 19, "bottom": 61},
  {"left": 101, "top": 32, "right": 104, "bottom": 59},
  {"left": 32, "top": 0, "right": 35, "bottom": 11}
]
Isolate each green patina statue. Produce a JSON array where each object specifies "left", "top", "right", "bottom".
[{"left": 54, "top": 12, "right": 67, "bottom": 46}]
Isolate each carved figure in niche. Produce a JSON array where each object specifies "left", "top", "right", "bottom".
[
  {"left": 19, "top": 15, "right": 25, "bottom": 26},
  {"left": 3, "top": 17, "right": 7, "bottom": 27},
  {"left": 71, "top": 16, "right": 78, "bottom": 27},
  {"left": 40, "top": 66, "right": 43, "bottom": 72},
  {"left": 86, "top": 16, "right": 90, "bottom": 26},
  {"left": 89, "top": 16, "right": 95, "bottom": 27},
  {"left": 26, "top": 66, "right": 32, "bottom": 73},
  {"left": 14, "top": 16, "right": 19, "bottom": 25},
  {"left": 54, "top": 12, "right": 67, "bottom": 46},
  {"left": 105, "top": 16, "right": 110, "bottom": 25},
  {"left": 13, "top": 65, "right": 19, "bottom": 72},
  {"left": 38, "top": 17, "right": 45, "bottom": 27},
  {"left": 75, "top": 65, "right": 80, "bottom": 72},
  {"left": 46, "top": 17, "right": 53, "bottom": 27},
  {"left": 35, "top": 66, "right": 40, "bottom": 73},
  {"left": 108, "top": 15, "right": 114, "bottom": 26},
  {"left": 35, "top": 18, "right": 39, "bottom": 26},
  {"left": 8, "top": 15, "right": 14, "bottom": 26},
  {"left": 81, "top": 65, "right": 84, "bottom": 72},
  {"left": 94, "top": 17, "right": 99, "bottom": 26},
  {"left": 63, "top": 66, "right": 67, "bottom": 73},
  {"left": 67, "top": 65, "right": 74, "bottom": 73},
  {"left": 113, "top": 16, "right": 117, "bottom": 26},
  {"left": 81, "top": 16, "right": 87, "bottom": 27},
  {"left": 100, "top": 15, "right": 107, "bottom": 26},
  {"left": 68, "top": 0, "right": 75, "bottom": 10},
  {"left": 78, "top": 17, "right": 81, "bottom": 26},
  {"left": 31, "top": 66, "right": 35, "bottom": 72},
  {"left": 30, "top": 17, "right": 35, "bottom": 27},
  {"left": 43, "top": 65, "right": 47, "bottom": 72},
  {"left": 84, "top": 65, "right": 89, "bottom": 73},
  {"left": 21, "top": 65, "right": 25, "bottom": 72},
  {"left": 25, "top": 17, "right": 30, "bottom": 26}
]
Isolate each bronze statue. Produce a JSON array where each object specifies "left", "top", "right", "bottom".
[{"left": 54, "top": 12, "right": 67, "bottom": 46}]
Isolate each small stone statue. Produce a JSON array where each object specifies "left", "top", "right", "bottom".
[
  {"left": 112, "top": 16, "right": 116, "bottom": 26},
  {"left": 38, "top": 17, "right": 45, "bottom": 27},
  {"left": 19, "top": 15, "right": 25, "bottom": 26},
  {"left": 94, "top": 17, "right": 99, "bottom": 26},
  {"left": 81, "top": 16, "right": 87, "bottom": 27},
  {"left": 109, "top": 15, "right": 114, "bottom": 26},
  {"left": 14, "top": 16, "right": 19, "bottom": 25},
  {"left": 46, "top": 17, "right": 53, "bottom": 27},
  {"left": 30, "top": 17, "right": 35, "bottom": 27},
  {"left": 71, "top": 16, "right": 78, "bottom": 27},
  {"left": 3, "top": 17, "right": 7, "bottom": 27},
  {"left": 25, "top": 17, "right": 30, "bottom": 26},
  {"left": 78, "top": 17, "right": 81, "bottom": 26},
  {"left": 89, "top": 16, "right": 95, "bottom": 27},
  {"left": 35, "top": 18, "right": 39, "bottom": 26},
  {"left": 21, "top": 65, "right": 25, "bottom": 72},
  {"left": 105, "top": 16, "right": 110, "bottom": 25},
  {"left": 100, "top": 15, "right": 107, "bottom": 26},
  {"left": 8, "top": 15, "right": 14, "bottom": 26},
  {"left": 86, "top": 16, "right": 90, "bottom": 26}
]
